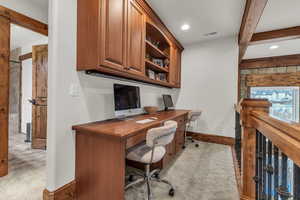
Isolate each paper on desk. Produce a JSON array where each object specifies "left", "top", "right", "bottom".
[{"left": 136, "top": 119, "right": 155, "bottom": 124}]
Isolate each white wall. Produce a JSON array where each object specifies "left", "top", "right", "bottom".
[
  {"left": 176, "top": 37, "right": 238, "bottom": 137},
  {"left": 0, "top": 0, "right": 48, "bottom": 23},
  {"left": 21, "top": 38, "right": 48, "bottom": 133},
  {"left": 48, "top": 0, "right": 178, "bottom": 191},
  {"left": 49, "top": 0, "right": 238, "bottom": 192}
]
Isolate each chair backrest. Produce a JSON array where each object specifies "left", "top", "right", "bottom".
[
  {"left": 188, "top": 110, "right": 202, "bottom": 123},
  {"left": 146, "top": 120, "right": 177, "bottom": 148}
]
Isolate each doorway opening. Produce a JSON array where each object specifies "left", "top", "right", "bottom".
[{"left": 0, "top": 6, "right": 48, "bottom": 199}]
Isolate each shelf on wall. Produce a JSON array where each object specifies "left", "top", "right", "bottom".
[
  {"left": 145, "top": 40, "right": 169, "bottom": 59},
  {"left": 145, "top": 77, "right": 169, "bottom": 86},
  {"left": 145, "top": 59, "right": 169, "bottom": 72}
]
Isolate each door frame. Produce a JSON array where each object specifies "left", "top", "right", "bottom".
[{"left": 0, "top": 6, "right": 48, "bottom": 177}]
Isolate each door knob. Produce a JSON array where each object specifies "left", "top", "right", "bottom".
[{"left": 28, "top": 99, "right": 36, "bottom": 105}]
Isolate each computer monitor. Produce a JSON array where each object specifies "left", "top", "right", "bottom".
[
  {"left": 163, "top": 94, "right": 174, "bottom": 111},
  {"left": 114, "top": 84, "right": 142, "bottom": 118}
]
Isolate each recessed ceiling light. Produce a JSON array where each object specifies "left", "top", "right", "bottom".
[
  {"left": 181, "top": 24, "right": 190, "bottom": 31},
  {"left": 269, "top": 45, "right": 279, "bottom": 50}
]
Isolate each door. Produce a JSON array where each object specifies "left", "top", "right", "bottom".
[
  {"left": 31, "top": 45, "right": 48, "bottom": 149},
  {"left": 100, "top": 0, "right": 127, "bottom": 71},
  {"left": 127, "top": 0, "right": 145, "bottom": 76},
  {"left": 0, "top": 17, "right": 10, "bottom": 177}
]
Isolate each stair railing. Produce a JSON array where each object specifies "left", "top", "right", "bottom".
[{"left": 239, "top": 99, "right": 300, "bottom": 200}]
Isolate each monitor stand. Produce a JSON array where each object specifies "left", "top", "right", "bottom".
[
  {"left": 115, "top": 115, "right": 135, "bottom": 121},
  {"left": 164, "top": 107, "right": 175, "bottom": 111}
]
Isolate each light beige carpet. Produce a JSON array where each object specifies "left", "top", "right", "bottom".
[
  {"left": 125, "top": 141, "right": 239, "bottom": 200},
  {"left": 0, "top": 133, "right": 46, "bottom": 200},
  {"left": 0, "top": 137, "right": 238, "bottom": 200}
]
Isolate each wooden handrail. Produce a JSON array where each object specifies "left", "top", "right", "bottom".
[
  {"left": 251, "top": 111, "right": 300, "bottom": 142},
  {"left": 251, "top": 111, "right": 300, "bottom": 167},
  {"left": 239, "top": 99, "right": 300, "bottom": 200}
]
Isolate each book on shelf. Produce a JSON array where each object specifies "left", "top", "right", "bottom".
[
  {"left": 156, "top": 73, "right": 167, "bottom": 81},
  {"left": 152, "top": 58, "right": 164, "bottom": 67}
]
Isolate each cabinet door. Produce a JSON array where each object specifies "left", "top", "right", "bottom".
[
  {"left": 127, "top": 0, "right": 145, "bottom": 76},
  {"left": 169, "top": 46, "right": 178, "bottom": 86},
  {"left": 169, "top": 46, "right": 182, "bottom": 87},
  {"left": 175, "top": 48, "right": 182, "bottom": 87},
  {"left": 100, "top": 0, "right": 127, "bottom": 71},
  {"left": 163, "top": 139, "right": 175, "bottom": 167}
]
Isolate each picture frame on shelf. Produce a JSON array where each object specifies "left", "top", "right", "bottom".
[{"left": 147, "top": 69, "right": 155, "bottom": 80}]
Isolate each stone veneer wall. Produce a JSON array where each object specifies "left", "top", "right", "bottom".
[
  {"left": 9, "top": 48, "right": 22, "bottom": 136},
  {"left": 240, "top": 65, "right": 300, "bottom": 99}
]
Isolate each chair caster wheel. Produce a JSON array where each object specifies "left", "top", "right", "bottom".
[
  {"left": 191, "top": 140, "right": 195, "bottom": 143},
  {"left": 128, "top": 175, "right": 134, "bottom": 182},
  {"left": 169, "top": 188, "right": 175, "bottom": 197},
  {"left": 182, "top": 145, "right": 186, "bottom": 149},
  {"left": 154, "top": 172, "right": 160, "bottom": 179},
  {"left": 195, "top": 144, "right": 199, "bottom": 147}
]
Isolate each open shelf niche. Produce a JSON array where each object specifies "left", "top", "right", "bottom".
[{"left": 145, "top": 22, "right": 171, "bottom": 83}]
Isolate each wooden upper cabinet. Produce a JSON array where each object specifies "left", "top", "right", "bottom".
[
  {"left": 127, "top": 0, "right": 145, "bottom": 76},
  {"left": 77, "top": 0, "right": 183, "bottom": 88},
  {"left": 169, "top": 46, "right": 178, "bottom": 86},
  {"left": 175, "top": 48, "right": 182, "bottom": 87},
  {"left": 99, "top": 0, "right": 127, "bottom": 71},
  {"left": 169, "top": 46, "right": 182, "bottom": 88}
]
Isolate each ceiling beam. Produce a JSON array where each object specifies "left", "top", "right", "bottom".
[
  {"left": 239, "top": 0, "right": 268, "bottom": 62},
  {"left": 240, "top": 54, "right": 300, "bottom": 69},
  {"left": 19, "top": 52, "right": 32, "bottom": 61},
  {"left": 0, "top": 6, "right": 48, "bottom": 36},
  {"left": 250, "top": 26, "right": 300, "bottom": 45}
]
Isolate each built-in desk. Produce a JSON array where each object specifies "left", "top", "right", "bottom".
[{"left": 72, "top": 110, "right": 190, "bottom": 200}]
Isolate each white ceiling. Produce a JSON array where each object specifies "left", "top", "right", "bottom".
[
  {"left": 25, "top": 0, "right": 48, "bottom": 11},
  {"left": 10, "top": 24, "right": 48, "bottom": 50},
  {"left": 244, "top": 39, "right": 300, "bottom": 59},
  {"left": 256, "top": 0, "right": 300, "bottom": 33},
  {"left": 146, "top": 0, "right": 245, "bottom": 46},
  {"left": 245, "top": 0, "right": 300, "bottom": 59}
]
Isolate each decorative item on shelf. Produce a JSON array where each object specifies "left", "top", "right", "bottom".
[
  {"left": 163, "top": 49, "right": 170, "bottom": 57},
  {"left": 153, "top": 41, "right": 160, "bottom": 48},
  {"left": 156, "top": 73, "right": 167, "bottom": 81},
  {"left": 146, "top": 53, "right": 151, "bottom": 60},
  {"left": 144, "top": 106, "right": 158, "bottom": 114},
  {"left": 152, "top": 58, "right": 164, "bottom": 67},
  {"left": 164, "top": 59, "right": 170, "bottom": 68},
  {"left": 147, "top": 69, "right": 155, "bottom": 80}
]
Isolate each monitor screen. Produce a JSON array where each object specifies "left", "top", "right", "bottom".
[
  {"left": 114, "top": 84, "right": 141, "bottom": 111},
  {"left": 163, "top": 95, "right": 174, "bottom": 108}
]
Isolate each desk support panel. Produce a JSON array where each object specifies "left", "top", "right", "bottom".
[{"left": 76, "top": 132, "right": 126, "bottom": 200}]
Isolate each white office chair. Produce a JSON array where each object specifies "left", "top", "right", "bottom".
[
  {"left": 125, "top": 120, "right": 178, "bottom": 199},
  {"left": 184, "top": 110, "right": 202, "bottom": 148}
]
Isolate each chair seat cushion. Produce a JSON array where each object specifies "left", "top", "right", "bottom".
[{"left": 126, "top": 142, "right": 166, "bottom": 164}]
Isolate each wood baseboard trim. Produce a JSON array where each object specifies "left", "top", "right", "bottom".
[
  {"left": 231, "top": 146, "right": 242, "bottom": 197},
  {"left": 187, "top": 132, "right": 235, "bottom": 146},
  {"left": 240, "top": 195, "right": 254, "bottom": 200},
  {"left": 43, "top": 181, "right": 76, "bottom": 200}
]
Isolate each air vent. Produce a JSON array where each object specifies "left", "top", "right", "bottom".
[{"left": 203, "top": 32, "right": 218, "bottom": 37}]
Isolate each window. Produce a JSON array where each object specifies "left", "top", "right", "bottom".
[{"left": 250, "top": 87, "right": 300, "bottom": 122}]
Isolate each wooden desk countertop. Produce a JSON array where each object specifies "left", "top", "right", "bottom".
[{"left": 72, "top": 110, "right": 190, "bottom": 139}]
